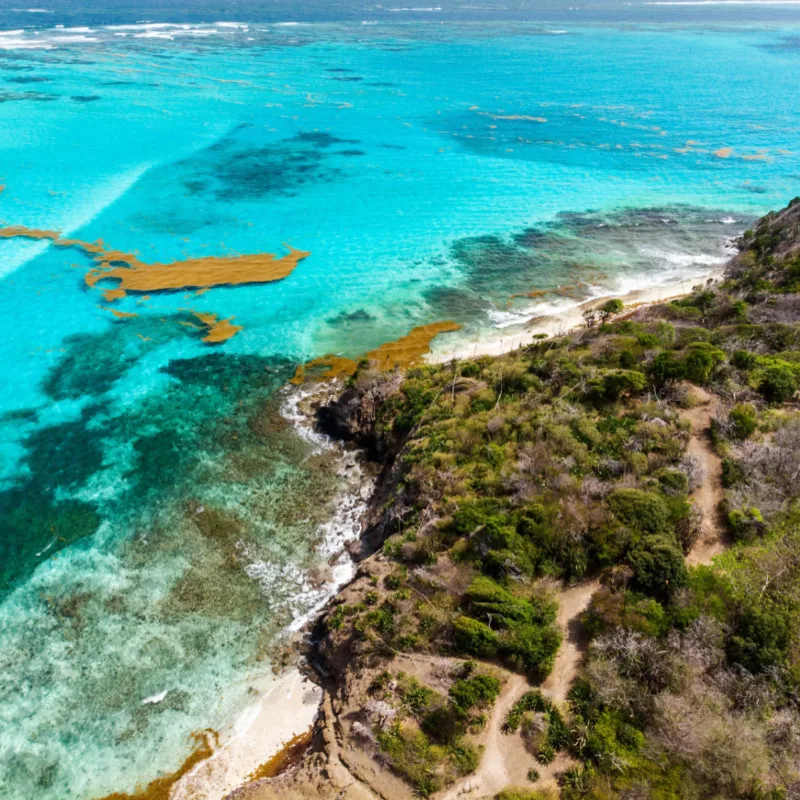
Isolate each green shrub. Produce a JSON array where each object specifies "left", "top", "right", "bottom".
[
  {"left": 449, "top": 674, "right": 501, "bottom": 712},
  {"left": 505, "top": 690, "right": 551, "bottom": 732},
  {"left": 465, "top": 577, "right": 556, "bottom": 627},
  {"left": 684, "top": 342, "right": 726, "bottom": 384},
  {"left": 728, "top": 403, "right": 758, "bottom": 439},
  {"left": 727, "top": 506, "right": 766, "bottom": 542},
  {"left": 536, "top": 744, "right": 556, "bottom": 765},
  {"left": 728, "top": 603, "right": 791, "bottom": 673},
  {"left": 733, "top": 349, "right": 758, "bottom": 370},
  {"left": 454, "top": 616, "right": 499, "bottom": 656},
  {"left": 597, "top": 369, "right": 648, "bottom": 402},
  {"left": 628, "top": 534, "right": 689, "bottom": 597},
  {"left": 721, "top": 457, "right": 745, "bottom": 488},
  {"left": 758, "top": 361, "right": 798, "bottom": 403},
  {"left": 649, "top": 351, "right": 686, "bottom": 385},
  {"left": 502, "top": 622, "right": 562, "bottom": 680},
  {"left": 656, "top": 468, "right": 689, "bottom": 496},
  {"left": 608, "top": 489, "right": 669, "bottom": 535},
  {"left": 495, "top": 789, "right": 555, "bottom": 800},
  {"left": 376, "top": 724, "right": 445, "bottom": 797},
  {"left": 449, "top": 743, "right": 480, "bottom": 776}
]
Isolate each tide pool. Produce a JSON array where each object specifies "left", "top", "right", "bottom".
[{"left": 0, "top": 20, "right": 798, "bottom": 799}]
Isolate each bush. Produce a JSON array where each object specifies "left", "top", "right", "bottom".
[
  {"left": 758, "top": 361, "right": 798, "bottom": 403},
  {"left": 495, "top": 789, "right": 556, "bottom": 800},
  {"left": 728, "top": 403, "right": 758, "bottom": 440},
  {"left": 592, "top": 369, "right": 647, "bottom": 402},
  {"left": 449, "top": 743, "right": 480, "bottom": 776},
  {"left": 727, "top": 506, "right": 766, "bottom": 542},
  {"left": 628, "top": 534, "right": 689, "bottom": 597},
  {"left": 656, "top": 468, "right": 689, "bottom": 496},
  {"left": 728, "top": 603, "right": 790, "bottom": 673},
  {"left": 454, "top": 616, "right": 498, "bottom": 657},
  {"left": 649, "top": 351, "right": 686, "bottom": 385},
  {"left": 537, "top": 744, "right": 556, "bottom": 764},
  {"left": 502, "top": 623, "right": 562, "bottom": 680},
  {"left": 733, "top": 349, "right": 758, "bottom": 370},
  {"left": 376, "top": 724, "right": 445, "bottom": 797},
  {"left": 449, "top": 674, "right": 501, "bottom": 712},
  {"left": 608, "top": 489, "right": 670, "bottom": 536},
  {"left": 684, "top": 342, "right": 726, "bottom": 384}
]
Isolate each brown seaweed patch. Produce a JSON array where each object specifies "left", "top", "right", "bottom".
[
  {"left": 246, "top": 729, "right": 313, "bottom": 781},
  {"left": 0, "top": 226, "right": 310, "bottom": 299},
  {"left": 94, "top": 731, "right": 217, "bottom": 800},
  {"left": 104, "top": 288, "right": 127, "bottom": 301},
  {"left": 104, "top": 308, "right": 138, "bottom": 319},
  {"left": 84, "top": 244, "right": 310, "bottom": 298},
  {"left": 0, "top": 225, "right": 60, "bottom": 241},
  {"left": 192, "top": 312, "right": 243, "bottom": 344},
  {"left": 714, "top": 147, "right": 733, "bottom": 158},
  {"left": 290, "top": 354, "right": 358, "bottom": 385},
  {"left": 290, "top": 320, "right": 461, "bottom": 384}
]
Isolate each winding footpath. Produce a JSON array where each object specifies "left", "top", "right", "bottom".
[{"left": 440, "top": 384, "right": 728, "bottom": 799}]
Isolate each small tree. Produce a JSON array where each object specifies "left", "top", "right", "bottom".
[{"left": 598, "top": 298, "right": 624, "bottom": 323}]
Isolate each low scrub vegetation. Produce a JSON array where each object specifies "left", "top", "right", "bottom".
[{"left": 319, "top": 198, "right": 800, "bottom": 798}]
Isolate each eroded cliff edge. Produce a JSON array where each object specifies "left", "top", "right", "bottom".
[{"left": 236, "top": 198, "right": 800, "bottom": 800}]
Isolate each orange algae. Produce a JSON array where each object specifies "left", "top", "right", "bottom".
[
  {"left": 93, "top": 731, "right": 217, "bottom": 800},
  {"left": 0, "top": 226, "right": 310, "bottom": 299},
  {"left": 247, "top": 729, "right": 313, "bottom": 781},
  {"left": 291, "top": 321, "right": 461, "bottom": 384},
  {"left": 104, "top": 308, "right": 138, "bottom": 319},
  {"left": 290, "top": 354, "right": 359, "bottom": 385},
  {"left": 85, "top": 244, "right": 310, "bottom": 298},
  {"left": 0, "top": 225, "right": 61, "bottom": 241},
  {"left": 192, "top": 312, "right": 243, "bottom": 343}
]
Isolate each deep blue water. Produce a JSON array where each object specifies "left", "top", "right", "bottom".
[{"left": 0, "top": 10, "right": 799, "bottom": 800}]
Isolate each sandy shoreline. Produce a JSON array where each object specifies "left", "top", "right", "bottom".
[
  {"left": 171, "top": 669, "right": 322, "bottom": 800},
  {"left": 428, "top": 269, "right": 722, "bottom": 363}
]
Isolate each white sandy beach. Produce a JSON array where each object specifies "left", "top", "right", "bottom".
[
  {"left": 428, "top": 270, "right": 722, "bottom": 363},
  {"left": 171, "top": 668, "right": 322, "bottom": 800}
]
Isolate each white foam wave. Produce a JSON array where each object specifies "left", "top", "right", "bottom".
[
  {"left": 0, "top": 37, "right": 52, "bottom": 49},
  {"left": 50, "top": 35, "right": 98, "bottom": 42},
  {"left": 272, "top": 383, "right": 376, "bottom": 635},
  {"left": 637, "top": 245, "right": 727, "bottom": 269}
]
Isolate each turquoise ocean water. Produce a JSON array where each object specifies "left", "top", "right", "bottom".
[{"left": 0, "top": 16, "right": 799, "bottom": 799}]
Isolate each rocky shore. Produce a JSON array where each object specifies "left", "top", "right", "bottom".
[{"left": 231, "top": 198, "right": 800, "bottom": 800}]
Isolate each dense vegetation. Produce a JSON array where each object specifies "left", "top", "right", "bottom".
[{"left": 318, "top": 198, "right": 800, "bottom": 798}]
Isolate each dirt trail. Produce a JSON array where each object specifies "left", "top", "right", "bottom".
[
  {"left": 440, "top": 389, "right": 727, "bottom": 799},
  {"left": 439, "top": 579, "right": 600, "bottom": 800},
  {"left": 540, "top": 579, "right": 602, "bottom": 705},
  {"left": 440, "top": 674, "right": 527, "bottom": 800},
  {"left": 680, "top": 386, "right": 727, "bottom": 566}
]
